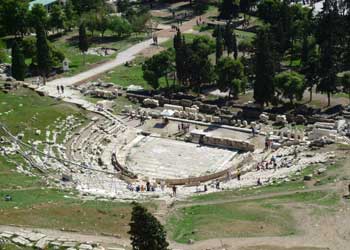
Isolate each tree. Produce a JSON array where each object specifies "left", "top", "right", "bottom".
[
  {"left": 240, "top": 0, "right": 251, "bottom": 21},
  {"left": 219, "top": 0, "right": 240, "bottom": 20},
  {"left": 64, "top": 0, "right": 76, "bottom": 31},
  {"left": 36, "top": 25, "right": 52, "bottom": 85},
  {"left": 50, "top": 4, "right": 65, "bottom": 33},
  {"left": 341, "top": 72, "right": 350, "bottom": 103},
  {"left": 11, "top": 41, "right": 26, "bottom": 81},
  {"left": 215, "top": 26, "right": 224, "bottom": 63},
  {"left": 238, "top": 40, "right": 253, "bottom": 57},
  {"left": 0, "top": 0, "right": 29, "bottom": 37},
  {"left": 274, "top": 71, "right": 305, "bottom": 104},
  {"left": 96, "top": 14, "right": 110, "bottom": 37},
  {"left": 78, "top": 23, "right": 89, "bottom": 65},
  {"left": 82, "top": 11, "right": 98, "bottom": 37},
  {"left": 142, "top": 50, "right": 174, "bottom": 90},
  {"left": 216, "top": 57, "right": 246, "bottom": 98},
  {"left": 301, "top": 35, "right": 319, "bottom": 102},
  {"left": 108, "top": 16, "right": 132, "bottom": 37},
  {"left": 72, "top": 0, "right": 106, "bottom": 15},
  {"left": 315, "top": 0, "right": 342, "bottom": 106},
  {"left": 174, "top": 30, "right": 187, "bottom": 85},
  {"left": 253, "top": 26, "right": 275, "bottom": 107},
  {"left": 193, "top": 0, "right": 210, "bottom": 14},
  {"left": 129, "top": 203, "right": 169, "bottom": 250},
  {"left": 187, "top": 36, "right": 215, "bottom": 93},
  {"left": 224, "top": 23, "right": 238, "bottom": 59},
  {"left": 130, "top": 12, "right": 151, "bottom": 34},
  {"left": 117, "top": 0, "right": 132, "bottom": 14},
  {"left": 257, "top": 0, "right": 282, "bottom": 24},
  {"left": 0, "top": 40, "right": 7, "bottom": 63},
  {"left": 29, "top": 4, "right": 50, "bottom": 31}
]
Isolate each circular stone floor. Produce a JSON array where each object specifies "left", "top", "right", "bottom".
[{"left": 124, "top": 136, "right": 238, "bottom": 180}]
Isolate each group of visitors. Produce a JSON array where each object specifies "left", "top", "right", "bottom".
[
  {"left": 56, "top": 85, "right": 65, "bottom": 94},
  {"left": 256, "top": 155, "right": 292, "bottom": 172},
  {"left": 127, "top": 180, "right": 168, "bottom": 193},
  {"left": 195, "top": 16, "right": 204, "bottom": 26}
]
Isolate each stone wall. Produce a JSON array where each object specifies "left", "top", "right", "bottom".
[{"left": 201, "top": 135, "right": 255, "bottom": 152}]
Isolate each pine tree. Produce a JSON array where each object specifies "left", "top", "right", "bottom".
[
  {"left": 129, "top": 203, "right": 169, "bottom": 250},
  {"left": 11, "top": 40, "right": 26, "bottom": 81},
  {"left": 215, "top": 25, "right": 224, "bottom": 64},
  {"left": 36, "top": 25, "right": 51, "bottom": 85},
  {"left": 79, "top": 23, "right": 89, "bottom": 65},
  {"left": 253, "top": 26, "right": 275, "bottom": 107}
]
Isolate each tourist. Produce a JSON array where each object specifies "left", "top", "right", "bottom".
[
  {"left": 251, "top": 127, "right": 256, "bottom": 137},
  {"left": 135, "top": 185, "right": 140, "bottom": 192},
  {"left": 141, "top": 185, "right": 145, "bottom": 192},
  {"left": 57, "top": 85, "right": 60, "bottom": 94},
  {"left": 204, "top": 185, "right": 207, "bottom": 192},
  {"left": 172, "top": 186, "right": 177, "bottom": 197},
  {"left": 237, "top": 170, "right": 241, "bottom": 181},
  {"left": 60, "top": 85, "right": 64, "bottom": 94},
  {"left": 146, "top": 181, "right": 151, "bottom": 192},
  {"left": 152, "top": 182, "right": 157, "bottom": 191},
  {"left": 257, "top": 178, "right": 262, "bottom": 186},
  {"left": 160, "top": 180, "right": 165, "bottom": 191},
  {"left": 271, "top": 155, "right": 276, "bottom": 164},
  {"left": 215, "top": 180, "right": 220, "bottom": 189}
]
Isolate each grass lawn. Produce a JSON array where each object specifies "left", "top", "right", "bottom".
[
  {"left": 101, "top": 56, "right": 172, "bottom": 89},
  {"left": 50, "top": 33, "right": 150, "bottom": 77},
  {"left": 167, "top": 201, "right": 296, "bottom": 243},
  {"left": 235, "top": 29, "right": 256, "bottom": 43},
  {"left": 168, "top": 189, "right": 339, "bottom": 243},
  {"left": 0, "top": 155, "right": 43, "bottom": 190},
  {"left": 0, "top": 87, "right": 88, "bottom": 143},
  {"left": 0, "top": 187, "right": 148, "bottom": 237}
]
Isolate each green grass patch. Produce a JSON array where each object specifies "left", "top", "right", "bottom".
[
  {"left": 52, "top": 33, "right": 149, "bottom": 76},
  {"left": 0, "top": 87, "right": 87, "bottom": 143},
  {"left": 0, "top": 187, "right": 156, "bottom": 236},
  {"left": 167, "top": 201, "right": 295, "bottom": 243},
  {"left": 0, "top": 155, "right": 42, "bottom": 190},
  {"left": 101, "top": 56, "right": 172, "bottom": 89},
  {"left": 235, "top": 29, "right": 256, "bottom": 43}
]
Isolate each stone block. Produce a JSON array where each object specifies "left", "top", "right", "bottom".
[{"left": 35, "top": 238, "right": 49, "bottom": 249}]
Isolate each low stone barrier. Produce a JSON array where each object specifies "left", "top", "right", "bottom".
[{"left": 157, "top": 154, "right": 253, "bottom": 186}]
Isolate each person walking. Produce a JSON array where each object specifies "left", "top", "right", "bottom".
[
  {"left": 56, "top": 85, "right": 60, "bottom": 94},
  {"left": 172, "top": 185, "right": 177, "bottom": 197},
  {"left": 237, "top": 169, "right": 241, "bottom": 181},
  {"left": 60, "top": 85, "right": 64, "bottom": 94}
]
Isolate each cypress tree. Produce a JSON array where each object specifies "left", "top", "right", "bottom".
[
  {"left": 11, "top": 40, "right": 26, "bottom": 81},
  {"left": 129, "top": 203, "right": 169, "bottom": 250},
  {"left": 36, "top": 25, "right": 51, "bottom": 85},
  {"left": 79, "top": 23, "right": 89, "bottom": 65},
  {"left": 224, "top": 23, "right": 237, "bottom": 59},
  {"left": 174, "top": 30, "right": 186, "bottom": 85},
  {"left": 253, "top": 26, "right": 275, "bottom": 107},
  {"left": 215, "top": 25, "right": 224, "bottom": 63}
]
